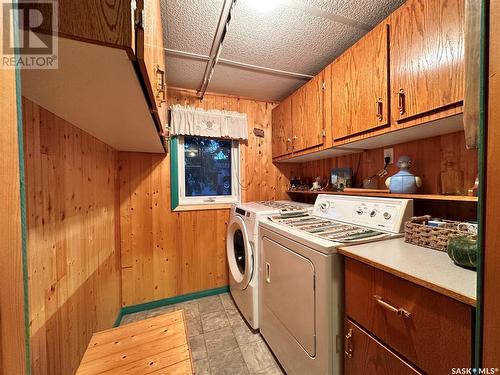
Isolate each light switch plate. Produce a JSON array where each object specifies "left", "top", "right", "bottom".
[{"left": 384, "top": 148, "right": 394, "bottom": 164}]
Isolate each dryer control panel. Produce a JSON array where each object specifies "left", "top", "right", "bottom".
[{"left": 312, "top": 194, "right": 413, "bottom": 233}]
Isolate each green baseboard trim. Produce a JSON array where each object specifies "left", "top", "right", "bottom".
[
  {"left": 113, "top": 309, "right": 124, "bottom": 328},
  {"left": 119, "top": 286, "right": 229, "bottom": 319}
]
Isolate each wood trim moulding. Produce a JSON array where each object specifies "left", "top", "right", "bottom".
[
  {"left": 286, "top": 190, "right": 479, "bottom": 203},
  {"left": 170, "top": 137, "right": 179, "bottom": 210},
  {"left": 173, "top": 204, "right": 232, "bottom": 212},
  {"left": 115, "top": 286, "right": 230, "bottom": 326}
]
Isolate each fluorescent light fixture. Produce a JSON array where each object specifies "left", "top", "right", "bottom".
[{"left": 246, "top": 0, "right": 283, "bottom": 12}]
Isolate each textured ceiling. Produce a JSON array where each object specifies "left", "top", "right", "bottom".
[
  {"left": 220, "top": 3, "right": 366, "bottom": 74},
  {"left": 162, "top": 0, "right": 405, "bottom": 101}
]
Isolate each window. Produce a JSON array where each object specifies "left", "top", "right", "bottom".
[{"left": 172, "top": 136, "right": 241, "bottom": 208}]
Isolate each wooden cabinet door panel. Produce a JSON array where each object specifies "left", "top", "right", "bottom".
[
  {"left": 136, "top": 0, "right": 167, "bottom": 126},
  {"left": 332, "top": 23, "right": 389, "bottom": 140},
  {"left": 33, "top": 0, "right": 133, "bottom": 49},
  {"left": 344, "top": 320, "right": 422, "bottom": 375},
  {"left": 272, "top": 97, "right": 293, "bottom": 158},
  {"left": 292, "top": 75, "right": 324, "bottom": 152},
  {"left": 390, "top": 0, "right": 464, "bottom": 122},
  {"left": 152, "top": 0, "right": 167, "bottom": 127},
  {"left": 345, "top": 259, "right": 472, "bottom": 375}
]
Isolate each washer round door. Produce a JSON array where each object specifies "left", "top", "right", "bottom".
[{"left": 226, "top": 215, "right": 254, "bottom": 290}]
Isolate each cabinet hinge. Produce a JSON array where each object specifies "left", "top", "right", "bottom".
[
  {"left": 134, "top": 6, "right": 144, "bottom": 28},
  {"left": 321, "top": 129, "right": 326, "bottom": 137}
]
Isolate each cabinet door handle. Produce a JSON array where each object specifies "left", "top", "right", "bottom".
[
  {"left": 155, "top": 65, "right": 166, "bottom": 107},
  {"left": 397, "top": 89, "right": 406, "bottom": 115},
  {"left": 286, "top": 138, "right": 292, "bottom": 151},
  {"left": 265, "top": 262, "right": 271, "bottom": 283},
  {"left": 344, "top": 328, "right": 353, "bottom": 359},
  {"left": 376, "top": 98, "right": 383, "bottom": 121},
  {"left": 373, "top": 295, "right": 412, "bottom": 318}
]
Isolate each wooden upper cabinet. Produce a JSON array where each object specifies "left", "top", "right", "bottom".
[
  {"left": 137, "top": 0, "right": 168, "bottom": 127},
  {"left": 332, "top": 23, "right": 389, "bottom": 140},
  {"left": 36, "top": 0, "right": 134, "bottom": 48},
  {"left": 292, "top": 74, "right": 324, "bottom": 152},
  {"left": 272, "top": 96, "right": 293, "bottom": 158},
  {"left": 390, "top": 0, "right": 464, "bottom": 123}
]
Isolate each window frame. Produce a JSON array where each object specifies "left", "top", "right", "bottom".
[{"left": 174, "top": 135, "right": 241, "bottom": 208}]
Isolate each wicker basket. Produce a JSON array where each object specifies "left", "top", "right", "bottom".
[{"left": 404, "top": 215, "right": 477, "bottom": 252}]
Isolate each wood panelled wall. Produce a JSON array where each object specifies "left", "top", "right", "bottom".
[
  {"left": 292, "top": 131, "right": 478, "bottom": 220},
  {"left": 0, "top": 64, "right": 28, "bottom": 375},
  {"left": 23, "top": 99, "right": 121, "bottom": 375},
  {"left": 118, "top": 88, "right": 293, "bottom": 306},
  {"left": 297, "top": 132, "right": 477, "bottom": 193}
]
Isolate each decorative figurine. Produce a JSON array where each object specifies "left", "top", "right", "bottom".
[
  {"left": 311, "top": 176, "right": 322, "bottom": 191},
  {"left": 290, "top": 176, "right": 301, "bottom": 190},
  {"left": 468, "top": 175, "right": 479, "bottom": 196},
  {"left": 385, "top": 156, "right": 422, "bottom": 194}
]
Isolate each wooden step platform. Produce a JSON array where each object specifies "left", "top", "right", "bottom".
[{"left": 76, "top": 310, "right": 193, "bottom": 374}]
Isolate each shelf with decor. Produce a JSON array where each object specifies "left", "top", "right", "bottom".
[{"left": 286, "top": 190, "right": 478, "bottom": 203}]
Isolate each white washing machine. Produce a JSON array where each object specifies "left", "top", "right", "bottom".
[{"left": 226, "top": 201, "right": 311, "bottom": 330}]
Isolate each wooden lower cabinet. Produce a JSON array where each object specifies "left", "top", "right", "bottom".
[
  {"left": 345, "top": 258, "right": 473, "bottom": 374},
  {"left": 344, "top": 319, "right": 421, "bottom": 375}
]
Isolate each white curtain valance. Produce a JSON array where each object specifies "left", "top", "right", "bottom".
[{"left": 170, "top": 105, "right": 248, "bottom": 140}]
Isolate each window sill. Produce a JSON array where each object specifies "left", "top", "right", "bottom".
[{"left": 173, "top": 203, "right": 233, "bottom": 212}]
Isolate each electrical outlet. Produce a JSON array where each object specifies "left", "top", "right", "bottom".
[{"left": 384, "top": 148, "right": 394, "bottom": 164}]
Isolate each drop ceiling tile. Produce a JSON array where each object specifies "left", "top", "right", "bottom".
[
  {"left": 165, "top": 55, "right": 206, "bottom": 90},
  {"left": 220, "top": 1, "right": 366, "bottom": 75},
  {"left": 297, "top": 0, "right": 406, "bottom": 26},
  {"left": 161, "top": 0, "right": 223, "bottom": 55},
  {"left": 207, "top": 64, "right": 307, "bottom": 101}
]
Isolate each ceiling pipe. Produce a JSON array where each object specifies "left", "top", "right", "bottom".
[
  {"left": 196, "top": 0, "right": 237, "bottom": 99},
  {"left": 165, "top": 48, "right": 313, "bottom": 80},
  {"left": 218, "top": 57, "right": 313, "bottom": 80},
  {"left": 287, "top": 0, "right": 373, "bottom": 31}
]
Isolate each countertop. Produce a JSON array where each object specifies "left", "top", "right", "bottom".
[{"left": 338, "top": 238, "right": 477, "bottom": 307}]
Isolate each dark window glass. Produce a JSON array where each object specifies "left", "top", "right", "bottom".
[
  {"left": 233, "top": 229, "right": 246, "bottom": 274},
  {"left": 184, "top": 136, "right": 232, "bottom": 197}
]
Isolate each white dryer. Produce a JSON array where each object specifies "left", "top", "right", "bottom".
[{"left": 226, "top": 201, "right": 311, "bottom": 330}]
